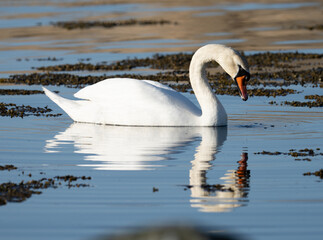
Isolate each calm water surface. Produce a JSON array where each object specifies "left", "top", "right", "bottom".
[
  {"left": 1, "top": 87, "right": 322, "bottom": 240},
  {"left": 0, "top": 1, "right": 323, "bottom": 240}
]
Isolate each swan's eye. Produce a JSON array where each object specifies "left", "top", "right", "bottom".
[{"left": 236, "top": 65, "right": 250, "bottom": 82}]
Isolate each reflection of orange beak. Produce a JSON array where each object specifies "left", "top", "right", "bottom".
[{"left": 235, "top": 75, "right": 248, "bottom": 101}]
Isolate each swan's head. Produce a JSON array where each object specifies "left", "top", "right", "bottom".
[
  {"left": 194, "top": 44, "right": 250, "bottom": 101},
  {"left": 234, "top": 64, "right": 250, "bottom": 101},
  {"left": 216, "top": 46, "right": 250, "bottom": 101}
]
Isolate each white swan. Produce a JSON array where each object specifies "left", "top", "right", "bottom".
[{"left": 43, "top": 44, "right": 250, "bottom": 126}]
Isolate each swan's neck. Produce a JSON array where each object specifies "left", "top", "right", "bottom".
[{"left": 189, "top": 53, "right": 227, "bottom": 126}]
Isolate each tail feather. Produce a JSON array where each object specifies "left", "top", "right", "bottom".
[{"left": 42, "top": 87, "right": 80, "bottom": 120}]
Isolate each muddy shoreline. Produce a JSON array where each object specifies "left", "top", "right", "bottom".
[{"left": 1, "top": 0, "right": 322, "bottom": 57}]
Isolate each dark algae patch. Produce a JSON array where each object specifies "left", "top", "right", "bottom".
[
  {"left": 246, "top": 52, "right": 323, "bottom": 68},
  {"left": 0, "top": 165, "right": 92, "bottom": 206},
  {"left": 52, "top": 19, "right": 175, "bottom": 30},
  {"left": 0, "top": 181, "right": 42, "bottom": 205},
  {"left": 34, "top": 52, "right": 323, "bottom": 82},
  {"left": 296, "top": 24, "right": 323, "bottom": 31},
  {"left": 307, "top": 24, "right": 323, "bottom": 31},
  {"left": 1, "top": 73, "right": 107, "bottom": 87},
  {"left": 303, "top": 169, "right": 323, "bottom": 179},
  {"left": 17, "top": 57, "right": 63, "bottom": 62},
  {"left": 0, "top": 89, "right": 44, "bottom": 95},
  {"left": 34, "top": 52, "right": 323, "bottom": 72},
  {"left": 0, "top": 165, "right": 17, "bottom": 171},
  {"left": 1, "top": 72, "right": 299, "bottom": 98},
  {"left": 1, "top": 51, "right": 322, "bottom": 106},
  {"left": 270, "top": 95, "right": 323, "bottom": 108},
  {"left": 0, "top": 102, "right": 62, "bottom": 118},
  {"left": 36, "top": 53, "right": 191, "bottom": 72},
  {"left": 255, "top": 148, "right": 323, "bottom": 161},
  {"left": 283, "top": 95, "right": 323, "bottom": 108},
  {"left": 255, "top": 150, "right": 284, "bottom": 155},
  {"left": 55, "top": 175, "right": 91, "bottom": 183},
  {"left": 0, "top": 88, "right": 62, "bottom": 118}
]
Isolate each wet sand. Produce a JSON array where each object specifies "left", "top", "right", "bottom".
[{"left": 1, "top": 0, "right": 322, "bottom": 56}]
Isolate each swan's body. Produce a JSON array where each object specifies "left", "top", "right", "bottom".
[{"left": 43, "top": 44, "right": 250, "bottom": 126}]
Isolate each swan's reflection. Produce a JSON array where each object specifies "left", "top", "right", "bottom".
[
  {"left": 45, "top": 123, "right": 250, "bottom": 212},
  {"left": 45, "top": 123, "right": 222, "bottom": 170},
  {"left": 190, "top": 152, "right": 250, "bottom": 212}
]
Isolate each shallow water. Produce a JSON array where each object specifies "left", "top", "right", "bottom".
[
  {"left": 1, "top": 86, "right": 323, "bottom": 240},
  {"left": 1, "top": 1, "right": 323, "bottom": 240}
]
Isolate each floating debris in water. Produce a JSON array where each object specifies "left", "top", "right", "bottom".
[
  {"left": 54, "top": 175, "right": 91, "bottom": 182},
  {"left": 289, "top": 148, "right": 316, "bottom": 157},
  {"left": 17, "top": 57, "right": 63, "bottom": 62},
  {"left": 254, "top": 148, "right": 322, "bottom": 161},
  {"left": 295, "top": 158, "right": 312, "bottom": 161},
  {"left": 269, "top": 101, "right": 279, "bottom": 106},
  {"left": 52, "top": 19, "right": 176, "bottom": 30},
  {"left": 0, "top": 166, "right": 92, "bottom": 206},
  {"left": 54, "top": 175, "right": 91, "bottom": 188},
  {"left": 303, "top": 169, "right": 323, "bottom": 179},
  {"left": 34, "top": 57, "right": 63, "bottom": 61},
  {"left": 255, "top": 150, "right": 283, "bottom": 155},
  {"left": 0, "top": 102, "right": 62, "bottom": 118},
  {"left": 0, "top": 182, "right": 41, "bottom": 205},
  {"left": 0, "top": 165, "right": 17, "bottom": 171}
]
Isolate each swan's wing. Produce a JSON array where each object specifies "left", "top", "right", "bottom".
[
  {"left": 74, "top": 78, "right": 175, "bottom": 100},
  {"left": 74, "top": 78, "right": 132, "bottom": 100},
  {"left": 142, "top": 80, "right": 176, "bottom": 92},
  {"left": 73, "top": 78, "right": 201, "bottom": 122}
]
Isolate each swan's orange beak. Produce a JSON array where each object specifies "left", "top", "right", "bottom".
[{"left": 235, "top": 75, "right": 248, "bottom": 101}]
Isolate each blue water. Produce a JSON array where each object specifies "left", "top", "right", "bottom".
[
  {"left": 274, "top": 39, "right": 323, "bottom": 45},
  {"left": 1, "top": 85, "right": 322, "bottom": 240}
]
